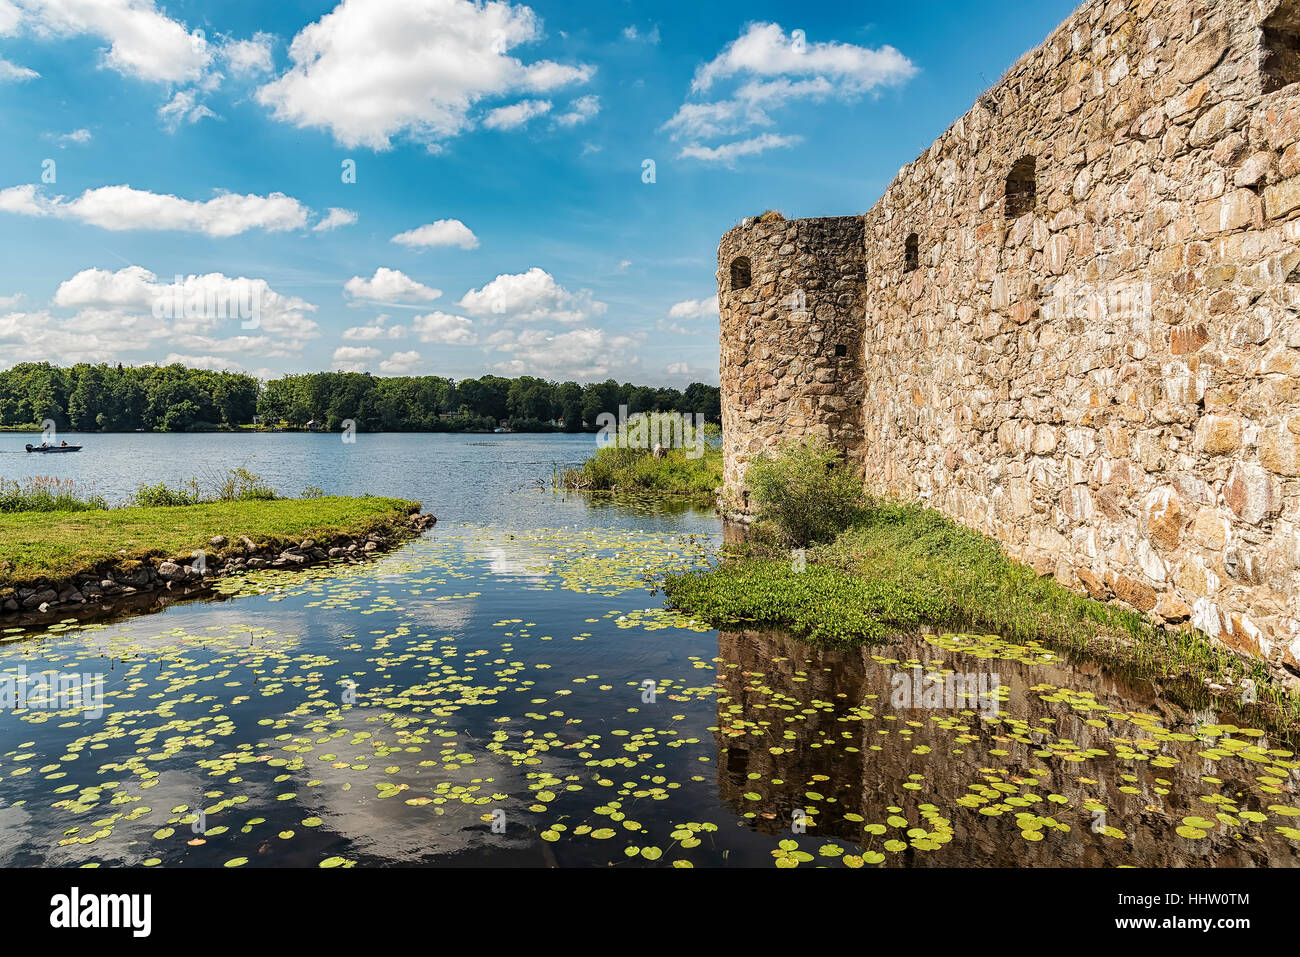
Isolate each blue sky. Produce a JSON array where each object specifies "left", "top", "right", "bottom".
[{"left": 0, "top": 0, "right": 1078, "bottom": 385}]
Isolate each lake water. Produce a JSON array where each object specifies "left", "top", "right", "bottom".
[
  {"left": 1, "top": 433, "right": 1298, "bottom": 868},
  {"left": 1, "top": 431, "right": 655, "bottom": 528}
]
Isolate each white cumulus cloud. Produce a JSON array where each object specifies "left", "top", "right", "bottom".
[
  {"left": 0, "top": 1, "right": 21, "bottom": 35},
  {"left": 554, "top": 94, "right": 599, "bottom": 127},
  {"left": 380, "top": 350, "right": 422, "bottom": 374},
  {"left": 678, "top": 133, "right": 800, "bottom": 165},
  {"left": 158, "top": 89, "right": 216, "bottom": 130},
  {"left": 412, "top": 311, "right": 477, "bottom": 345},
  {"left": 342, "top": 315, "right": 407, "bottom": 341},
  {"left": 223, "top": 33, "right": 274, "bottom": 76},
  {"left": 391, "top": 218, "right": 478, "bottom": 250},
  {"left": 483, "top": 99, "right": 551, "bottom": 130},
  {"left": 344, "top": 267, "right": 441, "bottom": 304},
  {"left": 0, "top": 56, "right": 36, "bottom": 81},
  {"left": 665, "top": 23, "right": 914, "bottom": 167},
  {"left": 668, "top": 296, "right": 720, "bottom": 319},
  {"left": 162, "top": 353, "right": 246, "bottom": 372},
  {"left": 691, "top": 22, "right": 915, "bottom": 93},
  {"left": 332, "top": 345, "right": 380, "bottom": 371},
  {"left": 0, "top": 183, "right": 316, "bottom": 236},
  {"left": 15, "top": 0, "right": 212, "bottom": 84},
  {"left": 313, "top": 207, "right": 357, "bottom": 231},
  {"left": 47, "top": 128, "right": 92, "bottom": 146},
  {"left": 54, "top": 265, "right": 320, "bottom": 339},
  {"left": 488, "top": 326, "right": 640, "bottom": 379},
  {"left": 0, "top": 264, "right": 320, "bottom": 367},
  {"left": 457, "top": 267, "right": 604, "bottom": 324},
  {"left": 255, "top": 0, "right": 593, "bottom": 149}
]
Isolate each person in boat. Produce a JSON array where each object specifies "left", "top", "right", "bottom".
[{"left": 60, "top": 441, "right": 68, "bottom": 446}]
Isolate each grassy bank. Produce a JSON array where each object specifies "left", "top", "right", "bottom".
[
  {"left": 663, "top": 439, "right": 1299, "bottom": 731},
  {"left": 664, "top": 503, "right": 1298, "bottom": 727},
  {"left": 666, "top": 501, "right": 1164, "bottom": 649},
  {"left": 0, "top": 496, "right": 419, "bottom": 586}
]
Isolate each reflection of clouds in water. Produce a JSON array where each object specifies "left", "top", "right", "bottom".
[
  {"left": 478, "top": 545, "right": 551, "bottom": 580},
  {"left": 402, "top": 599, "right": 475, "bottom": 634},
  {"left": 38, "top": 767, "right": 220, "bottom": 867},
  {"left": 270, "top": 705, "right": 541, "bottom": 862},
  {"left": 0, "top": 804, "right": 32, "bottom": 865}
]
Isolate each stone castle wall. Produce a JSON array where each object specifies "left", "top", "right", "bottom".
[{"left": 719, "top": 0, "right": 1300, "bottom": 675}]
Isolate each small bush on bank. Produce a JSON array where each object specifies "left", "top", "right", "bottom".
[
  {"left": 746, "top": 437, "right": 867, "bottom": 546},
  {"left": 131, "top": 468, "right": 278, "bottom": 507},
  {"left": 558, "top": 419, "right": 722, "bottom": 498},
  {"left": 132, "top": 478, "right": 203, "bottom": 507},
  {"left": 216, "top": 467, "right": 277, "bottom": 502}
]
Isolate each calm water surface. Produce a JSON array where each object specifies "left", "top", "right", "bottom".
[
  {"left": 1, "top": 434, "right": 1298, "bottom": 867},
  {"left": 2, "top": 431, "right": 619, "bottom": 527}
]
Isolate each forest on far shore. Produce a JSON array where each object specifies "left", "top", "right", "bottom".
[{"left": 0, "top": 362, "right": 722, "bottom": 433}]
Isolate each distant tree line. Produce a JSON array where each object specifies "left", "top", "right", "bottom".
[{"left": 0, "top": 363, "right": 722, "bottom": 433}]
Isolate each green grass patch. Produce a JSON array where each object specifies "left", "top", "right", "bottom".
[
  {"left": 662, "top": 559, "right": 950, "bottom": 642},
  {"left": 808, "top": 500, "right": 1152, "bottom": 648},
  {"left": 664, "top": 498, "right": 1299, "bottom": 732},
  {"left": 0, "top": 495, "right": 418, "bottom": 586}
]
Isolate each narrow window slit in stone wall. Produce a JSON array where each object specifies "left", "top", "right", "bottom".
[
  {"left": 904, "top": 233, "right": 920, "bottom": 272},
  {"left": 730, "top": 256, "right": 752, "bottom": 290},
  {"left": 1263, "top": 1, "right": 1300, "bottom": 93},
  {"left": 1005, "top": 156, "right": 1037, "bottom": 220},
  {"left": 834, "top": 344, "right": 847, "bottom": 357}
]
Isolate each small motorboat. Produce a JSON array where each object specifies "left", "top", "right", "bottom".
[{"left": 25, "top": 444, "right": 82, "bottom": 453}]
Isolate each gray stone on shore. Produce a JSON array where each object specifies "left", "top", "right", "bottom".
[{"left": 23, "top": 589, "right": 57, "bottom": 609}]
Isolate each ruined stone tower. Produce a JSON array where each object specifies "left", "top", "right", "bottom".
[
  {"left": 718, "top": 0, "right": 1300, "bottom": 676},
  {"left": 717, "top": 215, "right": 866, "bottom": 517}
]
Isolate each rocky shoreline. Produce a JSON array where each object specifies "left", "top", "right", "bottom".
[{"left": 1, "top": 510, "right": 437, "bottom": 623}]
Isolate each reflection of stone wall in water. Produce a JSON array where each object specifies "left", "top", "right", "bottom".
[
  {"left": 713, "top": 629, "right": 1299, "bottom": 866},
  {"left": 717, "top": 0, "right": 1300, "bottom": 675}
]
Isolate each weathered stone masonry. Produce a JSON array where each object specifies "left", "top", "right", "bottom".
[
  {"left": 718, "top": 215, "right": 866, "bottom": 512},
  {"left": 719, "top": 0, "right": 1300, "bottom": 675}
]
